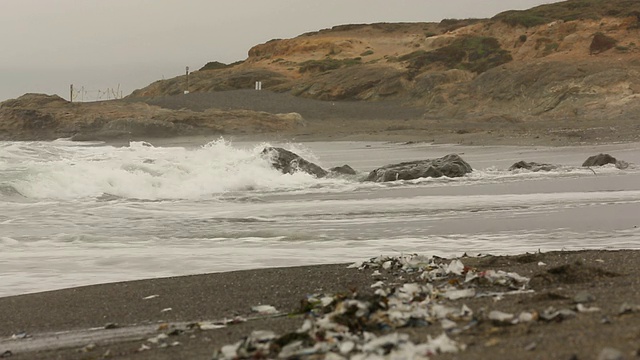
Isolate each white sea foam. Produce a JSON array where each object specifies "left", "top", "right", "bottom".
[
  {"left": 2, "top": 139, "right": 638, "bottom": 200},
  {"left": 1, "top": 139, "right": 344, "bottom": 200},
  {"left": 1, "top": 139, "right": 640, "bottom": 297}
]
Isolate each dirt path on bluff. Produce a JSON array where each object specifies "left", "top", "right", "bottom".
[{"left": 129, "top": 90, "right": 640, "bottom": 147}]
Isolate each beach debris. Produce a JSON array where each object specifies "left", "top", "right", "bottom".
[
  {"left": 540, "top": 306, "right": 577, "bottom": 322},
  {"left": 9, "top": 332, "right": 29, "bottom": 340},
  {"left": 251, "top": 305, "right": 278, "bottom": 315},
  {"left": 160, "top": 307, "right": 172, "bottom": 313},
  {"left": 574, "top": 291, "right": 595, "bottom": 304},
  {"left": 212, "top": 253, "right": 621, "bottom": 359},
  {"left": 189, "top": 321, "right": 227, "bottom": 330},
  {"left": 142, "top": 294, "right": 159, "bottom": 300},
  {"left": 80, "top": 343, "right": 97, "bottom": 352},
  {"left": 147, "top": 333, "right": 168, "bottom": 344},
  {"left": 576, "top": 303, "right": 601, "bottom": 313},
  {"left": 104, "top": 323, "right": 119, "bottom": 329},
  {"left": 138, "top": 344, "right": 151, "bottom": 352},
  {"left": 488, "top": 310, "right": 514, "bottom": 323},
  {"left": 618, "top": 303, "right": 640, "bottom": 315},
  {"left": 598, "top": 347, "right": 625, "bottom": 360},
  {"left": 538, "top": 261, "right": 547, "bottom": 266},
  {"left": 0, "top": 350, "right": 12, "bottom": 358}
]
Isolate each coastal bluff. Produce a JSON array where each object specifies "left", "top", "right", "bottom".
[{"left": 2, "top": 0, "right": 640, "bottom": 143}]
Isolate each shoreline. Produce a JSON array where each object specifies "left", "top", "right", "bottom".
[{"left": 2, "top": 249, "right": 639, "bottom": 359}]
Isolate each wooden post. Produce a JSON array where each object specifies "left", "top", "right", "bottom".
[
  {"left": 185, "top": 66, "right": 190, "bottom": 94},
  {"left": 70, "top": 84, "right": 73, "bottom": 102}
]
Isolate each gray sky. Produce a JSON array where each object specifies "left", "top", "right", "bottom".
[{"left": 0, "top": 0, "right": 558, "bottom": 102}]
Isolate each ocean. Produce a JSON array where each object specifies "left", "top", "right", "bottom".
[{"left": 1, "top": 138, "right": 639, "bottom": 298}]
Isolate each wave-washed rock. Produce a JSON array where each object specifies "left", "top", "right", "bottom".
[
  {"left": 509, "top": 161, "right": 558, "bottom": 172},
  {"left": 364, "top": 154, "right": 472, "bottom": 182},
  {"left": 262, "top": 149, "right": 472, "bottom": 182},
  {"left": 582, "top": 153, "right": 629, "bottom": 170},
  {"left": 262, "top": 147, "right": 328, "bottom": 178}
]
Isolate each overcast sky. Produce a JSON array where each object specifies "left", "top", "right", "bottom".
[{"left": 0, "top": 0, "right": 558, "bottom": 102}]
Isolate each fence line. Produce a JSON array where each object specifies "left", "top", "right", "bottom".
[{"left": 70, "top": 84, "right": 124, "bottom": 102}]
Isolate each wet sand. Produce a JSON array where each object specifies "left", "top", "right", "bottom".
[{"left": 1, "top": 250, "right": 639, "bottom": 359}]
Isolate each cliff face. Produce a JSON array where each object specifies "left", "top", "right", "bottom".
[{"left": 128, "top": 0, "right": 640, "bottom": 125}]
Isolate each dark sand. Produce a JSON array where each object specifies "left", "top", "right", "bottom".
[{"left": 2, "top": 250, "right": 639, "bottom": 359}]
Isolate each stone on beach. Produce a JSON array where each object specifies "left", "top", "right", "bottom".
[
  {"left": 509, "top": 160, "right": 558, "bottom": 172},
  {"left": 329, "top": 164, "right": 357, "bottom": 176},
  {"left": 582, "top": 153, "right": 629, "bottom": 169},
  {"left": 364, "top": 153, "right": 472, "bottom": 182},
  {"left": 261, "top": 147, "right": 328, "bottom": 178}
]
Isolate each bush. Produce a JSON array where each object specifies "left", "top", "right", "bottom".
[
  {"left": 497, "top": 12, "right": 551, "bottom": 27},
  {"left": 543, "top": 42, "right": 559, "bottom": 56},
  {"left": 590, "top": 32, "right": 617, "bottom": 54},
  {"left": 199, "top": 61, "right": 229, "bottom": 71},
  {"left": 400, "top": 36, "right": 512, "bottom": 74},
  {"left": 519, "top": 34, "right": 528, "bottom": 42},
  {"left": 494, "top": 0, "right": 640, "bottom": 27},
  {"left": 360, "top": 50, "right": 374, "bottom": 56},
  {"left": 298, "top": 58, "right": 362, "bottom": 73}
]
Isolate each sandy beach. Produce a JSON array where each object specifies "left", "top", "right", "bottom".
[{"left": 1, "top": 250, "right": 639, "bottom": 359}]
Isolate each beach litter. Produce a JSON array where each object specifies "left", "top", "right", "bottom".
[
  {"left": 9, "top": 332, "right": 29, "bottom": 340},
  {"left": 251, "top": 305, "right": 278, "bottom": 315},
  {"left": 208, "top": 253, "right": 631, "bottom": 359},
  {"left": 212, "top": 254, "right": 537, "bottom": 359}
]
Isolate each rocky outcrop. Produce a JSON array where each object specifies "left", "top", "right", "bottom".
[
  {"left": 329, "top": 165, "right": 357, "bottom": 176},
  {"left": 364, "top": 154, "right": 472, "bottom": 182},
  {"left": 0, "top": 94, "right": 303, "bottom": 141},
  {"left": 582, "top": 153, "right": 629, "bottom": 169},
  {"left": 261, "top": 147, "right": 328, "bottom": 178},
  {"left": 509, "top": 161, "right": 558, "bottom": 172}
]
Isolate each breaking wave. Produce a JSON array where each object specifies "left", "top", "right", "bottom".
[{"left": 0, "top": 139, "right": 636, "bottom": 200}]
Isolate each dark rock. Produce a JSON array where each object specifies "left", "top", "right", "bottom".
[
  {"left": 364, "top": 154, "right": 472, "bottom": 182},
  {"left": 509, "top": 161, "right": 558, "bottom": 172},
  {"left": 262, "top": 147, "right": 328, "bottom": 178},
  {"left": 329, "top": 165, "right": 357, "bottom": 176},
  {"left": 582, "top": 153, "right": 629, "bottom": 169}
]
